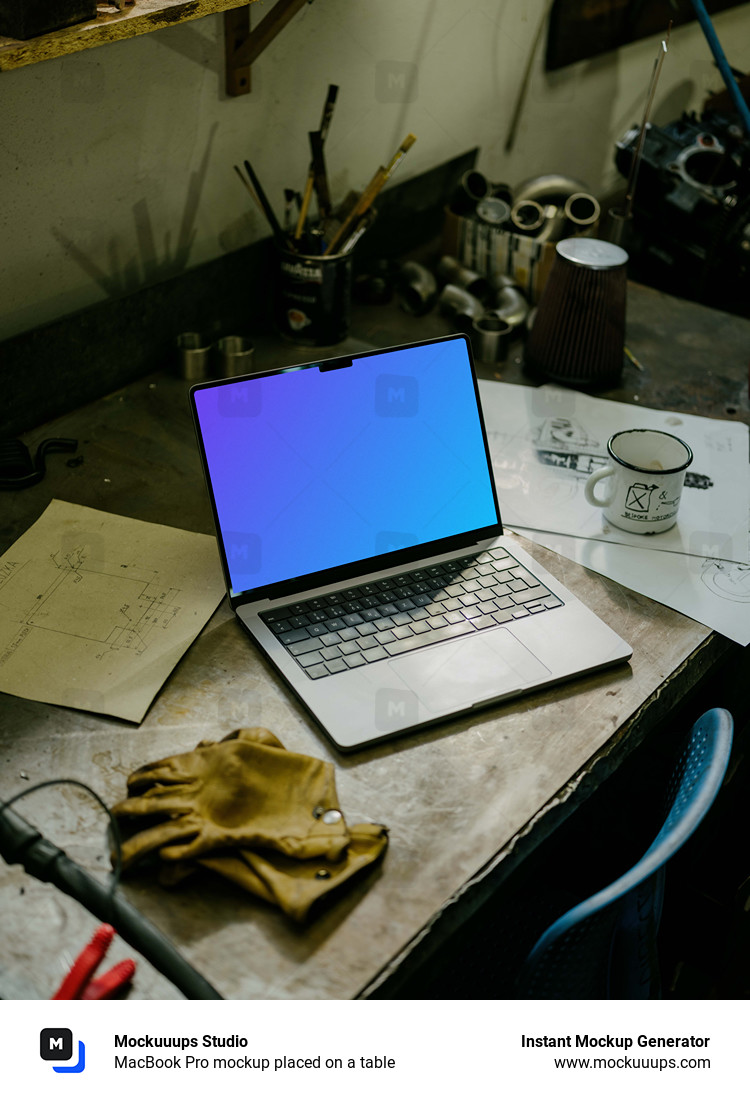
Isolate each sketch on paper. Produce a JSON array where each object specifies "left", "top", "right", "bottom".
[
  {"left": 0, "top": 546, "right": 180, "bottom": 665},
  {"left": 531, "top": 416, "right": 714, "bottom": 488},
  {"left": 700, "top": 560, "right": 750, "bottom": 603},
  {"left": 0, "top": 499, "right": 226, "bottom": 721},
  {"left": 532, "top": 416, "right": 607, "bottom": 477},
  {"left": 479, "top": 381, "right": 749, "bottom": 564}
]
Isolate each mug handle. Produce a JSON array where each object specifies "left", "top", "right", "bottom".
[{"left": 585, "top": 464, "right": 616, "bottom": 508}]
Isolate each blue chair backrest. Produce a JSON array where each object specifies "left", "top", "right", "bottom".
[{"left": 516, "top": 708, "right": 734, "bottom": 998}]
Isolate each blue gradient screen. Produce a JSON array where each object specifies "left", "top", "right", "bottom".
[{"left": 193, "top": 338, "right": 499, "bottom": 595}]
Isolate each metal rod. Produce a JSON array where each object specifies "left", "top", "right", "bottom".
[{"left": 624, "top": 28, "right": 671, "bottom": 219}]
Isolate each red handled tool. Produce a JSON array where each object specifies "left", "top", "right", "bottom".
[{"left": 52, "top": 924, "right": 136, "bottom": 1000}]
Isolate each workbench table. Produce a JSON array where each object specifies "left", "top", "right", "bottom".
[{"left": 1, "top": 281, "right": 747, "bottom": 999}]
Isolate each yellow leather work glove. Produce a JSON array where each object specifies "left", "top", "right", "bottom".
[
  {"left": 112, "top": 727, "right": 353, "bottom": 867},
  {"left": 161, "top": 823, "right": 388, "bottom": 922}
]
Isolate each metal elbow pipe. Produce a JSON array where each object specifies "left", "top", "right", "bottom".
[
  {"left": 438, "top": 284, "right": 485, "bottom": 326},
  {"left": 493, "top": 284, "right": 530, "bottom": 328},
  {"left": 513, "top": 174, "right": 591, "bottom": 205}
]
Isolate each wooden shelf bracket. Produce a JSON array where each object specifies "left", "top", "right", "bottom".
[{"left": 224, "top": 0, "right": 312, "bottom": 96}]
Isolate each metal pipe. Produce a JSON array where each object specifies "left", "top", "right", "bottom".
[
  {"left": 510, "top": 199, "right": 545, "bottom": 233},
  {"left": 436, "top": 256, "right": 491, "bottom": 301},
  {"left": 450, "top": 169, "right": 491, "bottom": 214},
  {"left": 564, "top": 192, "right": 601, "bottom": 227},
  {"left": 397, "top": 261, "right": 438, "bottom": 316},
  {"left": 514, "top": 173, "right": 590, "bottom": 205},
  {"left": 492, "top": 283, "right": 530, "bottom": 327},
  {"left": 438, "top": 284, "right": 484, "bottom": 324},
  {"left": 472, "top": 312, "right": 513, "bottom": 363},
  {"left": 476, "top": 196, "right": 512, "bottom": 227}
]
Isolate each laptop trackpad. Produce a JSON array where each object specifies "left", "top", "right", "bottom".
[{"left": 391, "top": 628, "right": 550, "bottom": 714}]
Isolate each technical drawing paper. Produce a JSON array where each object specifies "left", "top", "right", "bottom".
[
  {"left": 0, "top": 500, "right": 225, "bottom": 721},
  {"left": 514, "top": 524, "right": 750, "bottom": 647},
  {"left": 479, "top": 381, "right": 749, "bottom": 565}
]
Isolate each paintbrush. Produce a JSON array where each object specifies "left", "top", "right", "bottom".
[
  {"left": 233, "top": 164, "right": 264, "bottom": 215},
  {"left": 320, "top": 189, "right": 359, "bottom": 246},
  {"left": 318, "top": 83, "right": 339, "bottom": 142},
  {"left": 340, "top": 208, "right": 377, "bottom": 254},
  {"left": 294, "top": 179, "right": 314, "bottom": 243},
  {"left": 294, "top": 84, "right": 339, "bottom": 241},
  {"left": 283, "top": 188, "right": 297, "bottom": 231},
  {"left": 309, "top": 130, "right": 332, "bottom": 219},
  {"left": 324, "top": 133, "right": 417, "bottom": 255},
  {"left": 243, "top": 158, "right": 285, "bottom": 245}
]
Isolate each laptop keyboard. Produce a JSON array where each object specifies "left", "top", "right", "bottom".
[{"left": 259, "top": 547, "right": 564, "bottom": 680}]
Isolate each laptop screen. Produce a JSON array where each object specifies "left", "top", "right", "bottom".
[{"left": 192, "top": 335, "right": 500, "bottom": 598}]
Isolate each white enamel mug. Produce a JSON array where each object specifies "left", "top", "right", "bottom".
[{"left": 584, "top": 429, "right": 693, "bottom": 534}]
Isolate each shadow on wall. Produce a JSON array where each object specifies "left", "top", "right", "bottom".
[{"left": 50, "top": 122, "right": 219, "bottom": 298}]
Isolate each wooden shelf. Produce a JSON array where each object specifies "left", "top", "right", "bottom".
[{"left": 0, "top": 0, "right": 258, "bottom": 72}]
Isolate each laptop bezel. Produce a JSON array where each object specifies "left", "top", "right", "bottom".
[{"left": 190, "top": 333, "right": 504, "bottom": 611}]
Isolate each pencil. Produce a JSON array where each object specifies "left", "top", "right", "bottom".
[{"left": 624, "top": 345, "right": 645, "bottom": 371}]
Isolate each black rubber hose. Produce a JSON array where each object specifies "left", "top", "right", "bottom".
[{"left": 0, "top": 803, "right": 222, "bottom": 1000}]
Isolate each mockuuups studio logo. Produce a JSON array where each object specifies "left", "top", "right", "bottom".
[
  {"left": 375, "top": 374, "right": 418, "bottom": 417},
  {"left": 225, "top": 531, "right": 261, "bottom": 578},
  {"left": 375, "top": 60, "right": 418, "bottom": 103},
  {"left": 375, "top": 688, "right": 418, "bottom": 731},
  {"left": 217, "top": 380, "right": 261, "bottom": 418},
  {"left": 40, "top": 1028, "right": 86, "bottom": 1074}
]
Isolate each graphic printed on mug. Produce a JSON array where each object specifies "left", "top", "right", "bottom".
[{"left": 585, "top": 429, "right": 694, "bottom": 534}]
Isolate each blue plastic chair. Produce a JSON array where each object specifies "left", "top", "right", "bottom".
[{"left": 516, "top": 708, "right": 734, "bottom": 999}]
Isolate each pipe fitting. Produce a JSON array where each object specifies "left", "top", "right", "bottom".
[
  {"left": 472, "top": 312, "right": 513, "bottom": 363},
  {"left": 436, "top": 255, "right": 491, "bottom": 302},
  {"left": 510, "top": 199, "right": 546, "bottom": 234}
]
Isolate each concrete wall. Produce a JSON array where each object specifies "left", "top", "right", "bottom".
[{"left": 1, "top": 0, "right": 748, "bottom": 341}]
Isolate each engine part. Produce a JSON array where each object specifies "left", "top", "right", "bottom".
[
  {"left": 614, "top": 109, "right": 750, "bottom": 313},
  {"left": 524, "top": 238, "right": 628, "bottom": 389}
]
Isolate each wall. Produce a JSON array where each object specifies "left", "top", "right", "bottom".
[{"left": 1, "top": 0, "right": 749, "bottom": 342}]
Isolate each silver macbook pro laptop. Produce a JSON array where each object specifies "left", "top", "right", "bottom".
[{"left": 191, "top": 334, "right": 632, "bottom": 751}]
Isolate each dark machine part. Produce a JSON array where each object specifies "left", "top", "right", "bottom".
[
  {"left": 0, "top": 801, "right": 223, "bottom": 999},
  {"left": 614, "top": 110, "right": 750, "bottom": 315},
  {"left": 396, "top": 261, "right": 438, "bottom": 315},
  {"left": 0, "top": 437, "right": 78, "bottom": 490},
  {"left": 449, "top": 169, "right": 491, "bottom": 215}
]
